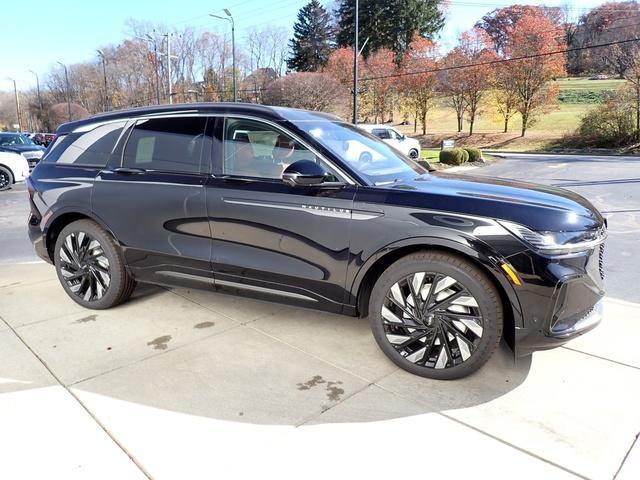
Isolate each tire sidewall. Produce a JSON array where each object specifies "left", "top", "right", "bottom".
[
  {"left": 369, "top": 253, "right": 502, "bottom": 380},
  {"left": 54, "top": 220, "right": 126, "bottom": 310},
  {"left": 0, "top": 166, "right": 13, "bottom": 191}
]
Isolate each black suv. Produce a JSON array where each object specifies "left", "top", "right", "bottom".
[
  {"left": 27, "top": 104, "right": 606, "bottom": 379},
  {"left": 0, "top": 132, "right": 46, "bottom": 168}
]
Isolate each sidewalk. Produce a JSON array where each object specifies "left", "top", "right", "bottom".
[{"left": 1, "top": 262, "right": 639, "bottom": 479}]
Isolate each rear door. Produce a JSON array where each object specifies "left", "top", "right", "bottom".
[{"left": 92, "top": 115, "right": 213, "bottom": 288}]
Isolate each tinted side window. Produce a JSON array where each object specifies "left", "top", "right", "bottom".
[
  {"left": 372, "top": 128, "right": 391, "bottom": 139},
  {"left": 48, "top": 122, "right": 126, "bottom": 166},
  {"left": 123, "top": 117, "right": 207, "bottom": 174}
]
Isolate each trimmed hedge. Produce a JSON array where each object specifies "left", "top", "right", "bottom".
[
  {"left": 439, "top": 148, "right": 466, "bottom": 165},
  {"left": 464, "top": 147, "right": 482, "bottom": 162},
  {"left": 460, "top": 149, "right": 470, "bottom": 163}
]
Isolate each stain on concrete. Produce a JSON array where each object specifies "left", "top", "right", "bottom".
[
  {"left": 194, "top": 321, "right": 215, "bottom": 329},
  {"left": 147, "top": 335, "right": 172, "bottom": 350},
  {"left": 297, "top": 376, "right": 344, "bottom": 402},
  {"left": 238, "top": 412, "right": 244, "bottom": 416},
  {"left": 74, "top": 314, "right": 97, "bottom": 324},
  {"left": 0, "top": 282, "right": 21, "bottom": 289},
  {"left": 107, "top": 347, "right": 112, "bottom": 351},
  {"left": 325, "top": 381, "right": 344, "bottom": 401},
  {"left": 297, "top": 375, "right": 326, "bottom": 391}
]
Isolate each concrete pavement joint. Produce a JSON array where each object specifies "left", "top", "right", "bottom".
[
  {"left": 560, "top": 346, "right": 640, "bottom": 371},
  {"left": 372, "top": 382, "right": 589, "bottom": 480},
  {"left": 614, "top": 432, "right": 640, "bottom": 479},
  {"left": 0, "top": 313, "right": 154, "bottom": 480}
]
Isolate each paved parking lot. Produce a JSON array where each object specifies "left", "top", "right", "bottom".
[{"left": 1, "top": 155, "right": 639, "bottom": 479}]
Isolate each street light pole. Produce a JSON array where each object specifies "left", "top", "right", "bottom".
[
  {"left": 7, "top": 77, "right": 22, "bottom": 132},
  {"left": 210, "top": 9, "right": 237, "bottom": 102},
  {"left": 353, "top": 0, "right": 359, "bottom": 125},
  {"left": 28, "top": 70, "right": 42, "bottom": 129},
  {"left": 97, "top": 50, "right": 109, "bottom": 112},
  {"left": 57, "top": 61, "right": 72, "bottom": 122},
  {"left": 165, "top": 33, "right": 174, "bottom": 104}
]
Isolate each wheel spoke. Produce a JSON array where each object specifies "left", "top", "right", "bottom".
[{"left": 59, "top": 231, "right": 111, "bottom": 303}]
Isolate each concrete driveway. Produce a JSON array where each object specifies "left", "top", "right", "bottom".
[{"left": 1, "top": 155, "right": 639, "bottom": 480}]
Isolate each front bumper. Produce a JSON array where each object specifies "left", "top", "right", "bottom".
[{"left": 509, "top": 241, "right": 605, "bottom": 356}]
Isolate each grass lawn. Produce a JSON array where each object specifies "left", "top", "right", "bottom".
[{"left": 554, "top": 77, "right": 626, "bottom": 91}]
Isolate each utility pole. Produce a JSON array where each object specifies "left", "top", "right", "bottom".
[
  {"left": 97, "top": 50, "right": 109, "bottom": 112},
  {"left": 57, "top": 61, "right": 72, "bottom": 122},
  {"left": 352, "top": 0, "right": 359, "bottom": 125},
  {"left": 28, "top": 70, "right": 42, "bottom": 129},
  {"left": 165, "top": 33, "right": 174, "bottom": 104},
  {"left": 210, "top": 9, "right": 236, "bottom": 102},
  {"left": 7, "top": 77, "right": 22, "bottom": 132}
]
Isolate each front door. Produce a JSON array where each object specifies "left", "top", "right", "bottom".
[
  {"left": 93, "top": 115, "right": 213, "bottom": 288},
  {"left": 204, "top": 116, "right": 356, "bottom": 312}
]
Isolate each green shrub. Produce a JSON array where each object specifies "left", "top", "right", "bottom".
[
  {"left": 439, "top": 148, "right": 466, "bottom": 165},
  {"left": 460, "top": 149, "right": 470, "bottom": 163},
  {"left": 464, "top": 147, "right": 482, "bottom": 162},
  {"left": 577, "top": 87, "right": 635, "bottom": 147}
]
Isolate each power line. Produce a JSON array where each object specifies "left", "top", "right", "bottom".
[{"left": 360, "top": 36, "right": 640, "bottom": 82}]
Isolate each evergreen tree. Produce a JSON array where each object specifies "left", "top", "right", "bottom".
[
  {"left": 336, "top": 0, "right": 444, "bottom": 63},
  {"left": 287, "top": 0, "right": 334, "bottom": 72}
]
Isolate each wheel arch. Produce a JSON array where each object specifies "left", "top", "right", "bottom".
[
  {"left": 352, "top": 237, "right": 523, "bottom": 350},
  {"left": 0, "top": 163, "right": 15, "bottom": 183},
  {"left": 44, "top": 210, "right": 119, "bottom": 262}
]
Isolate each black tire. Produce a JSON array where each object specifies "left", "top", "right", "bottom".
[
  {"left": 54, "top": 219, "right": 136, "bottom": 309},
  {"left": 0, "top": 166, "right": 13, "bottom": 191},
  {"left": 408, "top": 149, "right": 419, "bottom": 159},
  {"left": 368, "top": 251, "right": 503, "bottom": 380}
]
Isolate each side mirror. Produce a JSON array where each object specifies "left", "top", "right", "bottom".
[{"left": 282, "top": 159, "right": 327, "bottom": 187}]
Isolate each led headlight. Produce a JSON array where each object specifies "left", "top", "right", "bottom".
[{"left": 498, "top": 220, "right": 606, "bottom": 254}]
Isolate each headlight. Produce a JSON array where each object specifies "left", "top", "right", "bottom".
[
  {"left": 21, "top": 151, "right": 43, "bottom": 160},
  {"left": 498, "top": 220, "right": 606, "bottom": 254}
]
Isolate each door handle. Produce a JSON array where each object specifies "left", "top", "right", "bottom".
[{"left": 113, "top": 167, "right": 146, "bottom": 175}]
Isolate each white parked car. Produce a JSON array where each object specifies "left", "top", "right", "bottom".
[
  {"left": 0, "top": 151, "right": 30, "bottom": 191},
  {"left": 358, "top": 124, "right": 422, "bottom": 159}
]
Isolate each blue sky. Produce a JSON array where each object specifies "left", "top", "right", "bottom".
[{"left": 1, "top": 0, "right": 612, "bottom": 91}]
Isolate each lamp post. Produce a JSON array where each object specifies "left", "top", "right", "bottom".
[
  {"left": 57, "top": 61, "right": 72, "bottom": 122},
  {"left": 163, "top": 33, "right": 175, "bottom": 104},
  {"left": 7, "top": 77, "right": 22, "bottom": 132},
  {"left": 210, "top": 9, "right": 236, "bottom": 102},
  {"left": 28, "top": 70, "right": 43, "bottom": 129},
  {"left": 97, "top": 50, "right": 109, "bottom": 112}
]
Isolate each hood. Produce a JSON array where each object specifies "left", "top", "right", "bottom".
[
  {"left": 0, "top": 144, "right": 45, "bottom": 154},
  {"left": 377, "top": 172, "right": 604, "bottom": 232}
]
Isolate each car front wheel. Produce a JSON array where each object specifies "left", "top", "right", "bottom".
[
  {"left": 0, "top": 166, "right": 13, "bottom": 191},
  {"left": 368, "top": 251, "right": 503, "bottom": 380},
  {"left": 54, "top": 219, "right": 136, "bottom": 309},
  {"left": 408, "top": 148, "right": 419, "bottom": 159}
]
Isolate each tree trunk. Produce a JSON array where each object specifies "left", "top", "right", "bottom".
[
  {"left": 414, "top": 113, "right": 417, "bottom": 133},
  {"left": 636, "top": 84, "right": 640, "bottom": 141},
  {"left": 457, "top": 114, "right": 463, "bottom": 132},
  {"left": 504, "top": 117, "right": 509, "bottom": 133},
  {"left": 469, "top": 116, "right": 474, "bottom": 136},
  {"left": 521, "top": 114, "right": 527, "bottom": 137},
  {"left": 421, "top": 112, "right": 427, "bottom": 135}
]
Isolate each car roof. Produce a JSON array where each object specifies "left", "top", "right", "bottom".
[{"left": 56, "top": 103, "right": 341, "bottom": 135}]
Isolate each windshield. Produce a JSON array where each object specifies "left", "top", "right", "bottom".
[
  {"left": 0, "top": 133, "right": 35, "bottom": 146},
  {"left": 296, "top": 120, "right": 426, "bottom": 185}
]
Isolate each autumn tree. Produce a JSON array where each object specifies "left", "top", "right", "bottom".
[
  {"left": 288, "top": 0, "right": 334, "bottom": 72},
  {"left": 476, "top": 4, "right": 564, "bottom": 55},
  {"left": 263, "top": 73, "right": 349, "bottom": 115},
  {"left": 362, "top": 48, "right": 397, "bottom": 122},
  {"left": 439, "top": 50, "right": 468, "bottom": 132},
  {"left": 324, "top": 47, "right": 364, "bottom": 119},
  {"left": 455, "top": 28, "right": 496, "bottom": 135},
  {"left": 336, "top": 0, "right": 444, "bottom": 62},
  {"left": 491, "top": 68, "right": 519, "bottom": 133},
  {"left": 398, "top": 37, "right": 438, "bottom": 134},
  {"left": 500, "top": 13, "right": 565, "bottom": 136}
]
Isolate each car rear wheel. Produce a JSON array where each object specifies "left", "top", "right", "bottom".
[
  {"left": 54, "top": 219, "right": 136, "bottom": 309},
  {"left": 368, "top": 251, "right": 503, "bottom": 380},
  {"left": 408, "top": 148, "right": 419, "bottom": 159},
  {"left": 0, "top": 166, "right": 13, "bottom": 191}
]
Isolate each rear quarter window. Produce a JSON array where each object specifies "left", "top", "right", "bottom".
[{"left": 44, "top": 121, "right": 127, "bottom": 167}]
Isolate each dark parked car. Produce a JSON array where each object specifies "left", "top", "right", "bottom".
[
  {"left": 26, "top": 104, "right": 606, "bottom": 379},
  {"left": 0, "top": 132, "right": 46, "bottom": 168}
]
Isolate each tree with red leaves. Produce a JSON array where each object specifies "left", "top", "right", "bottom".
[
  {"left": 501, "top": 12, "right": 566, "bottom": 136},
  {"left": 363, "top": 48, "right": 397, "bottom": 123},
  {"left": 398, "top": 37, "right": 439, "bottom": 134}
]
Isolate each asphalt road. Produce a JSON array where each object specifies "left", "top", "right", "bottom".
[{"left": 1, "top": 153, "right": 637, "bottom": 302}]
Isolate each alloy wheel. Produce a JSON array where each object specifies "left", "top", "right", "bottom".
[
  {"left": 381, "top": 272, "right": 484, "bottom": 369},
  {"left": 58, "top": 231, "right": 111, "bottom": 302},
  {"left": 0, "top": 170, "right": 10, "bottom": 189}
]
